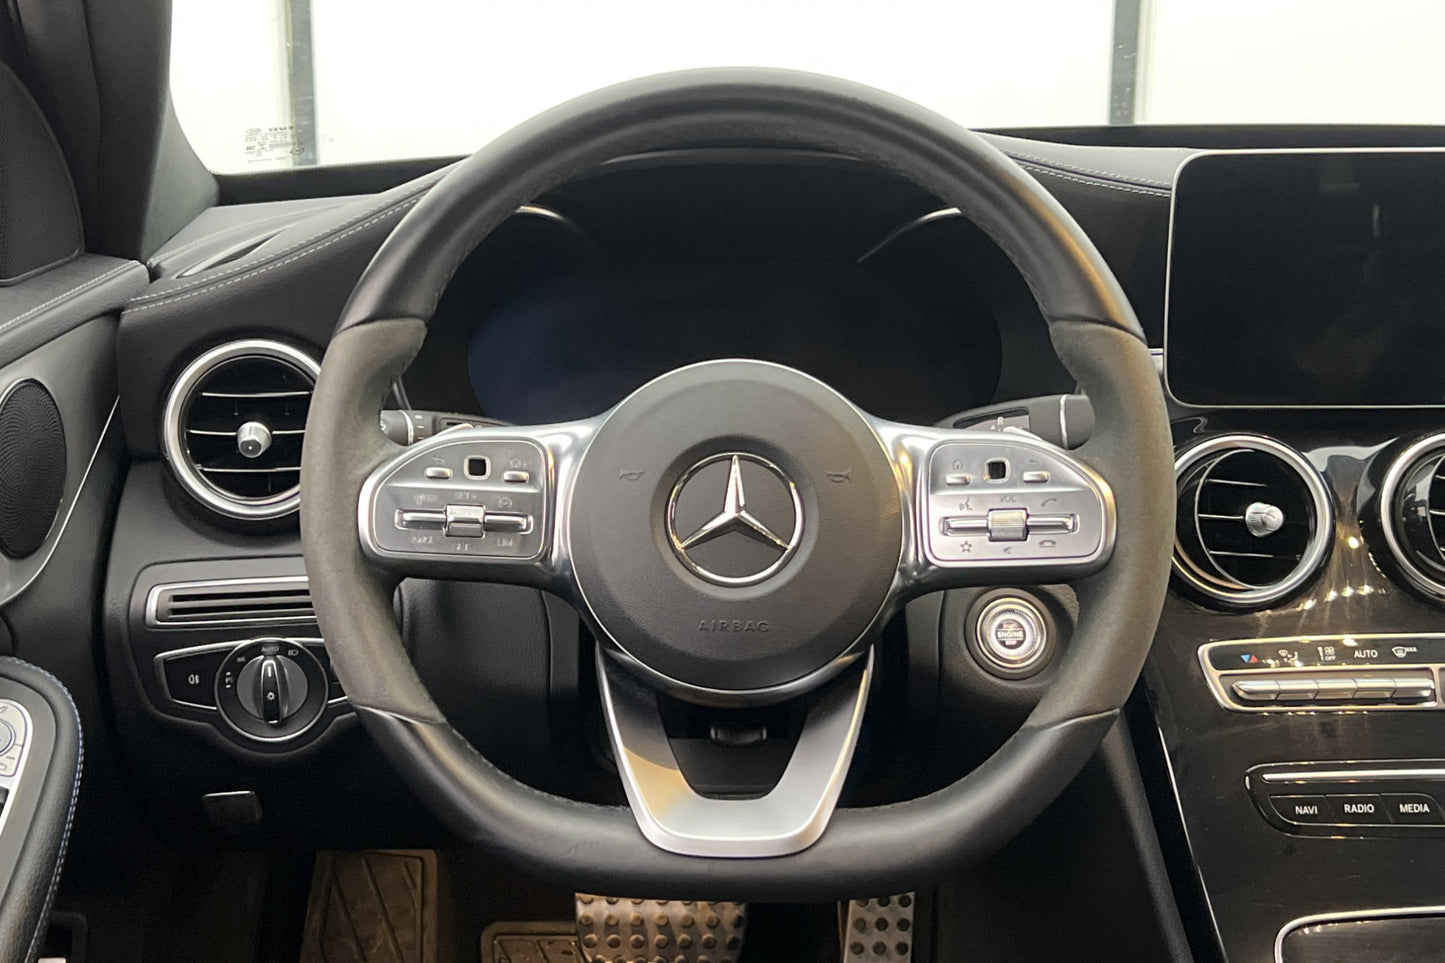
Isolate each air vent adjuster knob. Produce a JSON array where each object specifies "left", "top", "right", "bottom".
[{"left": 236, "top": 420, "right": 273, "bottom": 459}]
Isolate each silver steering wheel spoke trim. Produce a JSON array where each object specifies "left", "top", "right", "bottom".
[
  {"left": 870, "top": 418, "right": 1117, "bottom": 596},
  {"left": 597, "top": 645, "right": 873, "bottom": 858}
]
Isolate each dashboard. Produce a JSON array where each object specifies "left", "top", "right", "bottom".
[
  {"left": 407, "top": 157, "right": 1053, "bottom": 425},
  {"left": 96, "top": 134, "right": 1445, "bottom": 961}
]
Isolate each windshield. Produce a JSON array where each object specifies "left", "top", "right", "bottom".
[{"left": 171, "top": 0, "right": 1445, "bottom": 173}]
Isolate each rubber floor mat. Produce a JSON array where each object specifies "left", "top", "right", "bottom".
[
  {"left": 479, "top": 921, "right": 581, "bottom": 963},
  {"left": 299, "top": 850, "right": 439, "bottom": 963}
]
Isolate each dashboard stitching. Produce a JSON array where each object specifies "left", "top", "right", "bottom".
[
  {"left": 0, "top": 262, "right": 136, "bottom": 334},
  {"left": 1004, "top": 149, "right": 1176, "bottom": 189},
  {"left": 1017, "top": 162, "right": 1172, "bottom": 198},
  {"left": 128, "top": 170, "right": 449, "bottom": 305},
  {"left": 125, "top": 198, "right": 425, "bottom": 314},
  {"left": 148, "top": 206, "right": 347, "bottom": 266}
]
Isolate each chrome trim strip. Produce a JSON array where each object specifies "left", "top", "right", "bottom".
[
  {"left": 597, "top": 646, "right": 872, "bottom": 858},
  {"left": 1377, "top": 432, "right": 1445, "bottom": 600},
  {"left": 1172, "top": 433, "right": 1333, "bottom": 608},
  {"left": 1261, "top": 767, "right": 1445, "bottom": 783},
  {"left": 1276, "top": 905, "right": 1445, "bottom": 963},
  {"left": 161, "top": 339, "right": 321, "bottom": 520},
  {"left": 515, "top": 204, "right": 594, "bottom": 247},
  {"left": 856, "top": 207, "right": 962, "bottom": 263},
  {"left": 144, "top": 575, "right": 313, "bottom": 629},
  {"left": 1148, "top": 711, "right": 1228, "bottom": 959},
  {"left": 1165, "top": 147, "right": 1445, "bottom": 410}
]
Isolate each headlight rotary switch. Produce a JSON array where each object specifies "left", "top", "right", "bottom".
[
  {"left": 217, "top": 639, "right": 328, "bottom": 740},
  {"left": 235, "top": 651, "right": 309, "bottom": 723}
]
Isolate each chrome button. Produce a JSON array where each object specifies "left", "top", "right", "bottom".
[
  {"left": 444, "top": 504, "right": 487, "bottom": 538},
  {"left": 985, "top": 508, "right": 1029, "bottom": 542}
]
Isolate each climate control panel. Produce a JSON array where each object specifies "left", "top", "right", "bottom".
[{"left": 1199, "top": 634, "right": 1445, "bottom": 711}]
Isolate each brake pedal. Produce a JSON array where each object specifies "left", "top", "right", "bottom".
[
  {"left": 842, "top": 894, "right": 916, "bottom": 962},
  {"left": 574, "top": 894, "right": 747, "bottom": 963}
]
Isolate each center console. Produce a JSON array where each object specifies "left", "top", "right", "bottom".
[{"left": 1150, "top": 148, "right": 1445, "bottom": 962}]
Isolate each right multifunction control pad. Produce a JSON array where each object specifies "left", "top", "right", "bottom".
[
  {"left": 923, "top": 438, "right": 1112, "bottom": 569},
  {"left": 364, "top": 437, "right": 547, "bottom": 563}
]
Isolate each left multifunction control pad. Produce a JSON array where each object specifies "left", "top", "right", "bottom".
[{"left": 365, "top": 438, "right": 548, "bottom": 561}]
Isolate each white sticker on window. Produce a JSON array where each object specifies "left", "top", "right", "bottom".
[{"left": 243, "top": 126, "right": 300, "bottom": 164}]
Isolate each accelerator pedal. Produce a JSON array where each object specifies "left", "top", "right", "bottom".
[
  {"left": 841, "top": 894, "right": 916, "bottom": 962},
  {"left": 574, "top": 895, "right": 748, "bottom": 963}
]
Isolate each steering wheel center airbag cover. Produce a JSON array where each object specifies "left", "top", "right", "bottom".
[{"left": 569, "top": 360, "right": 902, "bottom": 694}]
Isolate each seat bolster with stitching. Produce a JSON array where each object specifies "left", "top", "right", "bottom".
[{"left": 0, "top": 658, "right": 82, "bottom": 963}]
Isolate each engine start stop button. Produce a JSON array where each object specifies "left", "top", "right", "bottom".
[{"left": 974, "top": 596, "right": 1049, "bottom": 675}]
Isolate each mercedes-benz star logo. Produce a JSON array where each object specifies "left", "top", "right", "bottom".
[{"left": 666, "top": 453, "right": 803, "bottom": 586}]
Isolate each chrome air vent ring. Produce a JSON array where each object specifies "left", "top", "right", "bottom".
[
  {"left": 162, "top": 339, "right": 320, "bottom": 520},
  {"left": 1172, "top": 434, "right": 1332, "bottom": 608},
  {"left": 1379, "top": 432, "right": 1445, "bottom": 601}
]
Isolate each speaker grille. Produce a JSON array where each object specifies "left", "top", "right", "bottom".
[{"left": 0, "top": 381, "right": 66, "bottom": 558}]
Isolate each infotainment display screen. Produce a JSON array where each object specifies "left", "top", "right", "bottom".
[{"left": 1166, "top": 150, "right": 1445, "bottom": 407}]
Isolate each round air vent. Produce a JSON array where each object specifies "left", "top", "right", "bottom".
[
  {"left": 1379, "top": 432, "right": 1445, "bottom": 600},
  {"left": 1172, "top": 434, "right": 1332, "bottom": 608},
  {"left": 162, "top": 340, "right": 319, "bottom": 519}
]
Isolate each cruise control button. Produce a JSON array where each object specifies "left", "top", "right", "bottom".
[
  {"left": 1383, "top": 793, "right": 1445, "bottom": 824},
  {"left": 483, "top": 511, "right": 532, "bottom": 534},
  {"left": 444, "top": 504, "right": 486, "bottom": 538},
  {"left": 395, "top": 509, "right": 446, "bottom": 530},
  {"left": 1271, "top": 795, "right": 1329, "bottom": 824},
  {"left": 1328, "top": 794, "right": 1388, "bottom": 824}
]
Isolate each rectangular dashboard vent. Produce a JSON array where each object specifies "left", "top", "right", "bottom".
[{"left": 146, "top": 576, "right": 314, "bottom": 628}]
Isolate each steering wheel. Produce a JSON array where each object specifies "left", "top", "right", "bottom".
[{"left": 300, "top": 68, "right": 1173, "bottom": 900}]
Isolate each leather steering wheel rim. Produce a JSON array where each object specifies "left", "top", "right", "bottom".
[{"left": 300, "top": 67, "right": 1174, "bottom": 900}]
